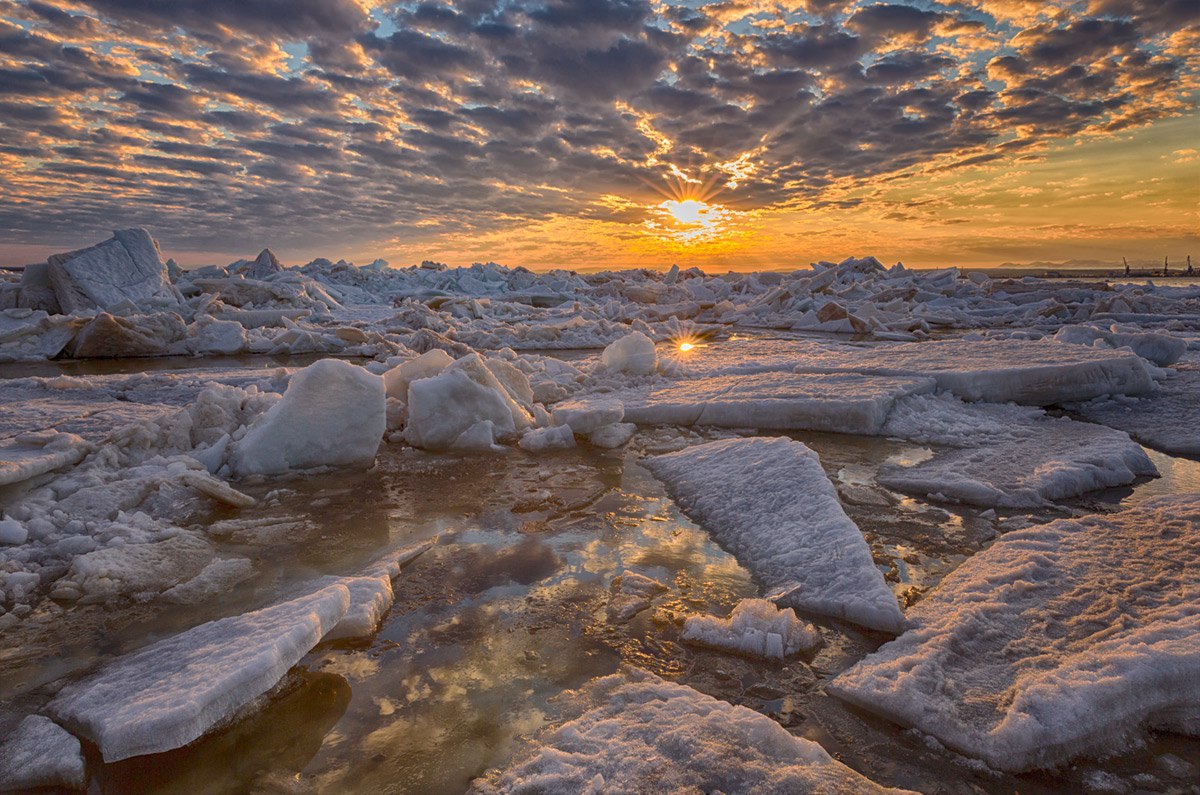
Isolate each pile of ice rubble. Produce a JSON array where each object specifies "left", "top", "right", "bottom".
[{"left": 3, "top": 229, "right": 1198, "bottom": 364}]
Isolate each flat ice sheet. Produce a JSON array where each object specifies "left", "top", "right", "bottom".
[
  {"left": 829, "top": 495, "right": 1200, "bottom": 772},
  {"left": 646, "top": 437, "right": 905, "bottom": 633},
  {"left": 472, "top": 669, "right": 912, "bottom": 794},
  {"left": 48, "top": 583, "right": 350, "bottom": 761},
  {"left": 877, "top": 394, "right": 1157, "bottom": 507},
  {"left": 586, "top": 371, "right": 933, "bottom": 435},
  {"left": 1073, "top": 368, "right": 1200, "bottom": 457},
  {"left": 789, "top": 339, "right": 1157, "bottom": 404}
]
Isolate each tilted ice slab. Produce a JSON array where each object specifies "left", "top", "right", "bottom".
[
  {"left": 1072, "top": 368, "right": 1200, "bottom": 457},
  {"left": 790, "top": 339, "right": 1157, "bottom": 405},
  {"left": 585, "top": 372, "right": 933, "bottom": 435},
  {"left": 0, "top": 431, "right": 87, "bottom": 486},
  {"left": 473, "top": 669, "right": 912, "bottom": 794},
  {"left": 646, "top": 437, "right": 905, "bottom": 633},
  {"left": 47, "top": 227, "right": 181, "bottom": 313},
  {"left": 48, "top": 584, "right": 351, "bottom": 761},
  {"left": 877, "top": 393, "right": 1157, "bottom": 507},
  {"left": 828, "top": 495, "right": 1200, "bottom": 772}
]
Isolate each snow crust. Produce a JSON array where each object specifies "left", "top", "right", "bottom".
[
  {"left": 682, "top": 598, "right": 820, "bottom": 659},
  {"left": 829, "top": 495, "right": 1200, "bottom": 772},
  {"left": 474, "top": 669, "right": 913, "bottom": 794},
  {"left": 646, "top": 437, "right": 905, "bottom": 633}
]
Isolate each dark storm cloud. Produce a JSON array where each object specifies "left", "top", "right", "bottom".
[{"left": 0, "top": 0, "right": 1195, "bottom": 253}]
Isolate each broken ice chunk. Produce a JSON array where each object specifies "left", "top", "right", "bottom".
[
  {"left": 601, "top": 331, "right": 658, "bottom": 375},
  {"left": 828, "top": 495, "right": 1200, "bottom": 772},
  {"left": 473, "top": 669, "right": 912, "bottom": 794},
  {"left": 606, "top": 572, "right": 668, "bottom": 623},
  {"left": 0, "top": 715, "right": 86, "bottom": 791},
  {"left": 48, "top": 584, "right": 351, "bottom": 762},
  {"left": 232, "top": 358, "right": 385, "bottom": 476},
  {"left": 646, "top": 437, "right": 905, "bottom": 633},
  {"left": 681, "top": 599, "right": 820, "bottom": 659}
]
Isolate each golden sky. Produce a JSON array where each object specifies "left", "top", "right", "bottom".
[{"left": 0, "top": 0, "right": 1197, "bottom": 270}]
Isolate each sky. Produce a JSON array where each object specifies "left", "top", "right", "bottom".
[{"left": 0, "top": 0, "right": 1197, "bottom": 271}]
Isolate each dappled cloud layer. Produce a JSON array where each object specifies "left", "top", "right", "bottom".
[{"left": 0, "top": 0, "right": 1197, "bottom": 267}]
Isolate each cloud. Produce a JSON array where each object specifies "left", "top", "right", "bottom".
[{"left": 0, "top": 0, "right": 1194, "bottom": 261}]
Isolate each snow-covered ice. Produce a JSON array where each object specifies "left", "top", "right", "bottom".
[
  {"left": 1072, "top": 368, "right": 1200, "bottom": 457},
  {"left": 877, "top": 393, "right": 1157, "bottom": 507},
  {"left": 682, "top": 598, "right": 820, "bottom": 659},
  {"left": 646, "top": 437, "right": 905, "bottom": 633},
  {"left": 48, "top": 583, "right": 351, "bottom": 761},
  {"left": 601, "top": 331, "right": 658, "bottom": 375},
  {"left": 829, "top": 495, "right": 1200, "bottom": 772},
  {"left": 47, "top": 228, "right": 182, "bottom": 313},
  {"left": 0, "top": 715, "right": 86, "bottom": 791},
  {"left": 473, "top": 669, "right": 913, "bottom": 794}
]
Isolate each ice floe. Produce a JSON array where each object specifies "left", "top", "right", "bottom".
[
  {"left": 829, "top": 495, "right": 1200, "bottom": 772},
  {"left": 473, "top": 669, "right": 912, "bottom": 794},
  {"left": 586, "top": 372, "right": 932, "bottom": 435},
  {"left": 646, "top": 437, "right": 905, "bottom": 633},
  {"left": 877, "top": 393, "right": 1157, "bottom": 507},
  {"left": 48, "top": 583, "right": 350, "bottom": 761}
]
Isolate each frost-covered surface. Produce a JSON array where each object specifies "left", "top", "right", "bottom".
[
  {"left": 878, "top": 393, "right": 1157, "bottom": 507},
  {"left": 48, "top": 583, "right": 351, "bottom": 761},
  {"left": 5, "top": 234, "right": 1199, "bottom": 366},
  {"left": 0, "top": 715, "right": 86, "bottom": 791},
  {"left": 682, "top": 599, "right": 820, "bottom": 659},
  {"left": 473, "top": 669, "right": 913, "bottom": 794},
  {"left": 829, "top": 495, "right": 1200, "bottom": 772},
  {"left": 646, "top": 437, "right": 905, "bottom": 633}
]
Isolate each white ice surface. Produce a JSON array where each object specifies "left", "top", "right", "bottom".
[
  {"left": 0, "top": 715, "right": 86, "bottom": 791},
  {"left": 518, "top": 424, "right": 576, "bottom": 453},
  {"left": 586, "top": 372, "right": 933, "bottom": 435},
  {"left": 646, "top": 437, "right": 905, "bottom": 633},
  {"left": 474, "top": 669, "right": 912, "bottom": 794},
  {"left": 0, "top": 431, "right": 87, "bottom": 486},
  {"left": 405, "top": 367, "right": 516, "bottom": 451},
  {"left": 829, "top": 495, "right": 1200, "bottom": 772},
  {"left": 877, "top": 393, "right": 1157, "bottom": 507},
  {"left": 48, "top": 583, "right": 351, "bottom": 761},
  {"left": 682, "top": 598, "right": 820, "bottom": 659},
  {"left": 1072, "top": 368, "right": 1200, "bottom": 456},
  {"left": 47, "top": 228, "right": 180, "bottom": 313},
  {"left": 601, "top": 331, "right": 658, "bottom": 375},
  {"left": 788, "top": 339, "right": 1158, "bottom": 405},
  {"left": 232, "top": 359, "right": 385, "bottom": 476}
]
